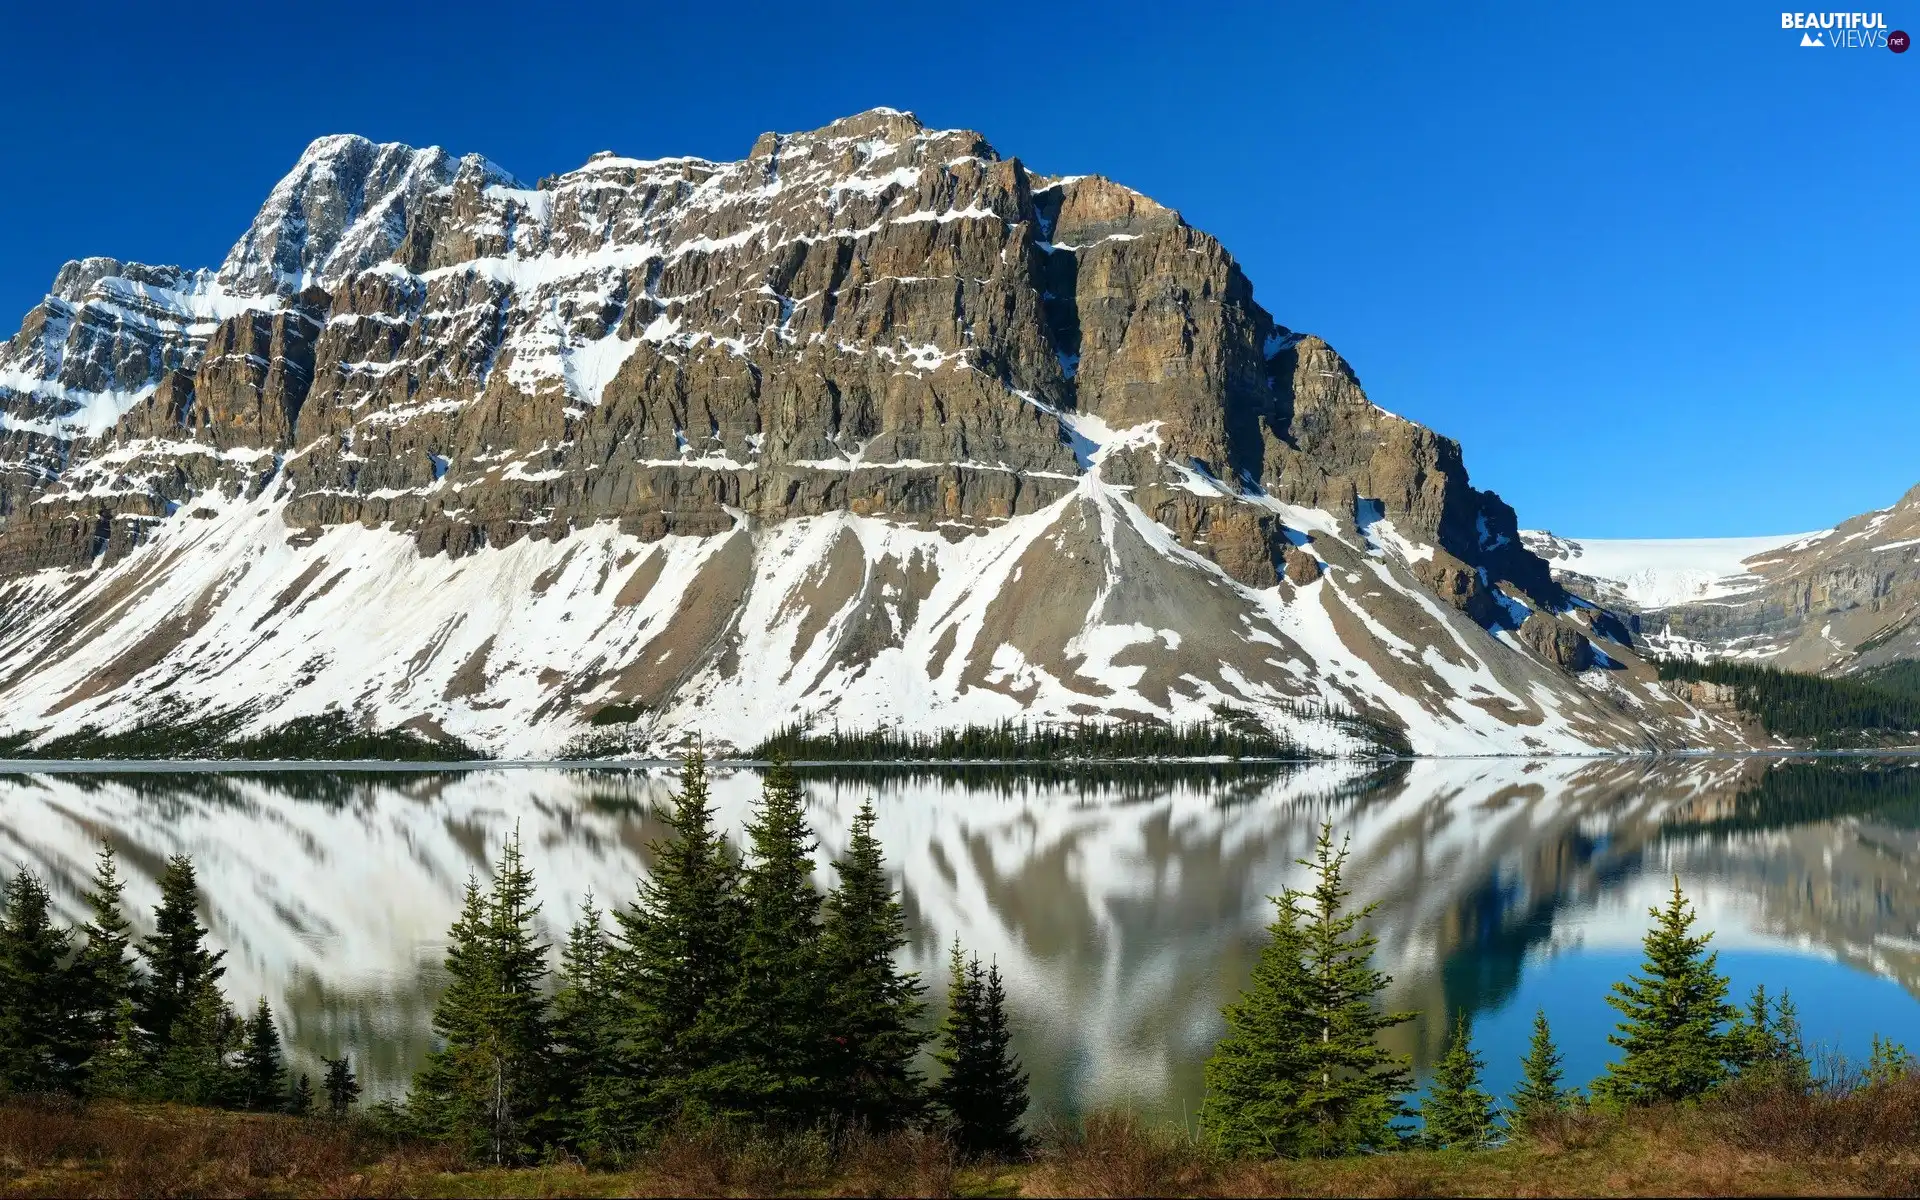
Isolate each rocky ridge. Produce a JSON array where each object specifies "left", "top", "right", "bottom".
[
  {"left": 0, "top": 110, "right": 1748, "bottom": 755},
  {"left": 1526, "top": 483, "right": 1920, "bottom": 673}
]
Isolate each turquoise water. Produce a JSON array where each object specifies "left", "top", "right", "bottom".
[
  {"left": 3, "top": 754, "right": 1918, "bottom": 1119},
  {"left": 1466, "top": 949, "right": 1920, "bottom": 1105}
]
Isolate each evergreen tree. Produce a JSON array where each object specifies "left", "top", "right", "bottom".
[
  {"left": 931, "top": 942, "right": 977, "bottom": 1121},
  {"left": 290, "top": 1072, "right": 315, "bottom": 1116},
  {"left": 86, "top": 997, "right": 144, "bottom": 1101},
  {"left": 932, "top": 943, "right": 1032, "bottom": 1158},
  {"left": 550, "top": 894, "right": 622, "bottom": 1155},
  {"left": 0, "top": 869, "right": 79, "bottom": 1095},
  {"left": 1774, "top": 992, "right": 1809, "bottom": 1089},
  {"left": 153, "top": 980, "right": 241, "bottom": 1107},
  {"left": 70, "top": 844, "right": 144, "bottom": 1098},
  {"left": 611, "top": 745, "right": 743, "bottom": 1130},
  {"left": 1203, "top": 824, "right": 1413, "bottom": 1157},
  {"left": 1418, "top": 1010, "right": 1498, "bottom": 1150},
  {"left": 136, "top": 855, "right": 227, "bottom": 1056},
  {"left": 1735, "top": 984, "right": 1810, "bottom": 1092},
  {"left": 1735, "top": 983, "right": 1771, "bottom": 1067},
  {"left": 412, "top": 833, "right": 553, "bottom": 1163},
  {"left": 323, "top": 1055, "right": 362, "bottom": 1116},
  {"left": 1867, "top": 1034, "right": 1913, "bottom": 1088},
  {"left": 686, "top": 760, "right": 833, "bottom": 1125},
  {"left": 1201, "top": 880, "right": 1314, "bottom": 1156},
  {"left": 970, "top": 958, "right": 1031, "bottom": 1155},
  {"left": 1593, "top": 878, "right": 1741, "bottom": 1106},
  {"left": 821, "top": 800, "right": 929, "bottom": 1131},
  {"left": 415, "top": 881, "right": 493, "bottom": 1141},
  {"left": 238, "top": 996, "right": 288, "bottom": 1112},
  {"left": 1508, "top": 1010, "right": 1570, "bottom": 1131}
]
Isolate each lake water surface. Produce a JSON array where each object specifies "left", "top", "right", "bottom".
[{"left": 4, "top": 755, "right": 1920, "bottom": 1120}]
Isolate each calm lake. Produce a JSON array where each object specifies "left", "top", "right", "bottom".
[{"left": 4, "top": 755, "right": 1919, "bottom": 1120}]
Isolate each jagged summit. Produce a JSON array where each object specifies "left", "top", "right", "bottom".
[
  {"left": 0, "top": 111, "right": 1743, "bottom": 756},
  {"left": 217, "top": 136, "right": 521, "bottom": 295}
]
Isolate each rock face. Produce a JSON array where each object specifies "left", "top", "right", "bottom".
[
  {"left": 1518, "top": 613, "right": 1593, "bottom": 673},
  {"left": 1526, "top": 484, "right": 1920, "bottom": 675},
  {"left": 0, "top": 110, "right": 1752, "bottom": 756}
]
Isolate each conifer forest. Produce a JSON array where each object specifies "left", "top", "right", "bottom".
[{"left": 3, "top": 750, "right": 1916, "bottom": 1193}]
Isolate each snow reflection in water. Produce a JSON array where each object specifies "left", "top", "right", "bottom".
[{"left": 4, "top": 755, "right": 1920, "bottom": 1115}]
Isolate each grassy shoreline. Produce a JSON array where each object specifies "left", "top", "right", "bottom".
[{"left": 1, "top": 1093, "right": 1908, "bottom": 1198}]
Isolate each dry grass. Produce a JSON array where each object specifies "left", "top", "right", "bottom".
[
  {"left": 0, "top": 1096, "right": 457, "bottom": 1198},
  {"left": 1026, "top": 1110, "right": 1216, "bottom": 1197},
  {"left": 6, "top": 1083, "right": 1918, "bottom": 1198},
  {"left": 1024, "top": 1095, "right": 1891, "bottom": 1198}
]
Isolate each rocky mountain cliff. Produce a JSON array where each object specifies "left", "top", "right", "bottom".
[
  {"left": 0, "top": 110, "right": 1749, "bottom": 756},
  {"left": 1526, "top": 483, "right": 1920, "bottom": 673}
]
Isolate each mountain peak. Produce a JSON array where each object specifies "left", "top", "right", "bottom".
[
  {"left": 0, "top": 109, "right": 1722, "bottom": 758},
  {"left": 216, "top": 136, "right": 518, "bottom": 296}
]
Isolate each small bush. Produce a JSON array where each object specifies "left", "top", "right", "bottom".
[
  {"left": 1028, "top": 1110, "right": 1215, "bottom": 1198},
  {"left": 834, "top": 1127, "right": 958, "bottom": 1198},
  {"left": 1516, "top": 1101, "right": 1617, "bottom": 1153},
  {"left": 1707, "top": 1070, "right": 1920, "bottom": 1161},
  {"left": 637, "top": 1119, "right": 836, "bottom": 1195}
]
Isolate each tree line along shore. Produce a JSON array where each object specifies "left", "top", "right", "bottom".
[{"left": 5, "top": 751, "right": 1920, "bottom": 1197}]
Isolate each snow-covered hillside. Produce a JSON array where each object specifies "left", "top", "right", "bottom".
[{"left": 0, "top": 110, "right": 1765, "bottom": 756}]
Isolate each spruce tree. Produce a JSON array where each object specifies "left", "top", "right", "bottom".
[
  {"left": 238, "top": 997, "right": 288, "bottom": 1112},
  {"left": 1203, "top": 824, "right": 1413, "bottom": 1157},
  {"left": 290, "top": 1072, "right": 315, "bottom": 1116},
  {"left": 686, "top": 760, "right": 833, "bottom": 1125},
  {"left": 551, "top": 894, "right": 622, "bottom": 1155},
  {"left": 323, "top": 1055, "right": 362, "bottom": 1116},
  {"left": 1509, "top": 1009, "right": 1570, "bottom": 1131},
  {"left": 1867, "top": 1034, "right": 1913, "bottom": 1087},
  {"left": 1202, "top": 880, "right": 1314, "bottom": 1156},
  {"left": 932, "top": 944, "right": 1032, "bottom": 1158},
  {"left": 931, "top": 941, "right": 979, "bottom": 1128},
  {"left": 479, "top": 832, "right": 554, "bottom": 1155},
  {"left": 415, "top": 880, "right": 493, "bottom": 1140},
  {"left": 1772, "top": 992, "right": 1809, "bottom": 1089},
  {"left": 137, "top": 854, "right": 227, "bottom": 1056},
  {"left": 970, "top": 958, "right": 1031, "bottom": 1155},
  {"left": 71, "top": 844, "right": 143, "bottom": 1097},
  {"left": 155, "top": 980, "right": 241, "bottom": 1107},
  {"left": 1418, "top": 1010, "right": 1498, "bottom": 1150},
  {"left": 0, "top": 869, "right": 79, "bottom": 1095},
  {"left": 1593, "top": 878, "right": 1740, "bottom": 1106},
  {"left": 611, "top": 744, "right": 743, "bottom": 1129},
  {"left": 412, "top": 833, "right": 553, "bottom": 1163},
  {"left": 821, "top": 800, "right": 929, "bottom": 1131},
  {"left": 1735, "top": 985, "right": 1810, "bottom": 1091}
]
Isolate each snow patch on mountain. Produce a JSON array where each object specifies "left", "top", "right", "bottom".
[{"left": 1521, "top": 529, "right": 1824, "bottom": 609}]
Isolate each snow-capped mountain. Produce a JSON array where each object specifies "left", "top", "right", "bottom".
[
  {"left": 1525, "top": 482, "right": 1920, "bottom": 670},
  {"left": 0, "top": 110, "right": 1753, "bottom": 755}
]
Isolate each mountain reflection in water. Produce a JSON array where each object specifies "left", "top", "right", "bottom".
[{"left": 3, "top": 755, "right": 1919, "bottom": 1117}]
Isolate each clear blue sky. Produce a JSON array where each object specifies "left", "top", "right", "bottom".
[{"left": 2, "top": 1, "right": 1912, "bottom": 537}]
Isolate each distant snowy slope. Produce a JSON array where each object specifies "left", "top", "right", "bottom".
[{"left": 1521, "top": 530, "right": 1824, "bottom": 609}]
